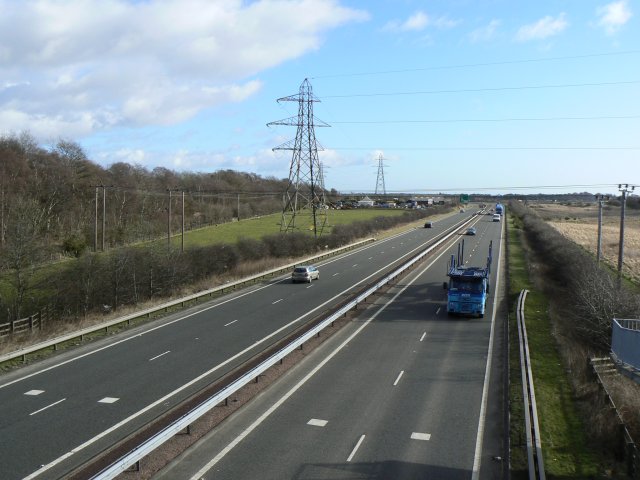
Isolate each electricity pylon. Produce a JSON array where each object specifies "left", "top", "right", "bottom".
[
  {"left": 267, "top": 79, "right": 329, "bottom": 238},
  {"left": 375, "top": 153, "right": 387, "bottom": 195}
]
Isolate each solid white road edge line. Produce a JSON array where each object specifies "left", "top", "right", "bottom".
[
  {"left": 188, "top": 233, "right": 458, "bottom": 480},
  {"left": 471, "top": 224, "right": 504, "bottom": 480},
  {"left": 347, "top": 435, "right": 366, "bottom": 462},
  {"left": 30, "top": 398, "right": 66, "bottom": 416}
]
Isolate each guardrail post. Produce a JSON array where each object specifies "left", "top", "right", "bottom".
[{"left": 29, "top": 315, "right": 34, "bottom": 331}]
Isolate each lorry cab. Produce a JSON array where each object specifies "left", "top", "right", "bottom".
[{"left": 444, "top": 240, "right": 492, "bottom": 318}]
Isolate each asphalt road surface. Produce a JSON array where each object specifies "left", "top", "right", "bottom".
[
  {"left": 0, "top": 211, "right": 480, "bottom": 480},
  {"left": 157, "top": 213, "right": 507, "bottom": 480}
]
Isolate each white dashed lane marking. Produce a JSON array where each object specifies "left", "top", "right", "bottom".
[
  {"left": 272, "top": 299, "right": 283, "bottom": 304},
  {"left": 25, "top": 390, "right": 45, "bottom": 396},
  {"left": 419, "top": 332, "right": 427, "bottom": 342},
  {"left": 149, "top": 351, "right": 171, "bottom": 361},
  {"left": 98, "top": 397, "right": 119, "bottom": 404},
  {"left": 393, "top": 371, "right": 404, "bottom": 386},
  {"left": 30, "top": 398, "right": 66, "bottom": 416},
  {"left": 224, "top": 320, "right": 238, "bottom": 327},
  {"left": 411, "top": 432, "right": 431, "bottom": 441},
  {"left": 347, "top": 435, "right": 366, "bottom": 462}
]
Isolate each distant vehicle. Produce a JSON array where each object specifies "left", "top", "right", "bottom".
[
  {"left": 292, "top": 265, "right": 320, "bottom": 283},
  {"left": 465, "top": 227, "right": 477, "bottom": 235},
  {"left": 460, "top": 209, "right": 465, "bottom": 213},
  {"left": 492, "top": 214, "right": 501, "bottom": 222},
  {"left": 495, "top": 203, "right": 504, "bottom": 215},
  {"left": 444, "top": 241, "right": 492, "bottom": 317},
  {"left": 424, "top": 221, "right": 433, "bottom": 228}
]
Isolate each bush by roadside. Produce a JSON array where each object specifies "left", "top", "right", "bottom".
[
  {"left": 508, "top": 201, "right": 640, "bottom": 474},
  {"left": 1, "top": 206, "right": 447, "bottom": 336}
]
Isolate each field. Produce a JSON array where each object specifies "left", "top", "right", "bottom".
[
  {"left": 164, "top": 208, "right": 411, "bottom": 248},
  {"left": 531, "top": 202, "right": 640, "bottom": 283}
]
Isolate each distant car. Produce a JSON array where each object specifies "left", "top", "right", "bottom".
[
  {"left": 424, "top": 221, "right": 433, "bottom": 228},
  {"left": 465, "top": 227, "right": 477, "bottom": 235},
  {"left": 492, "top": 214, "right": 501, "bottom": 222},
  {"left": 460, "top": 209, "right": 465, "bottom": 213},
  {"left": 292, "top": 265, "right": 320, "bottom": 283}
]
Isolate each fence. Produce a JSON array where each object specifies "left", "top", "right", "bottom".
[
  {"left": 0, "top": 308, "right": 48, "bottom": 338},
  {"left": 590, "top": 356, "right": 640, "bottom": 478},
  {"left": 0, "top": 238, "right": 379, "bottom": 365},
  {"left": 612, "top": 318, "right": 640, "bottom": 374}
]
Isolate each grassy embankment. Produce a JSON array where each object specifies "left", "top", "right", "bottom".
[{"left": 507, "top": 212, "right": 601, "bottom": 478}]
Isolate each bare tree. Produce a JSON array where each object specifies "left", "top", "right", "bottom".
[{"left": 0, "top": 196, "right": 46, "bottom": 319}]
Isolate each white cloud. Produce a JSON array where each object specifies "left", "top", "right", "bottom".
[
  {"left": 469, "top": 19, "right": 501, "bottom": 43},
  {"left": 515, "top": 13, "right": 568, "bottom": 42},
  {"left": 384, "top": 11, "right": 459, "bottom": 32},
  {"left": 597, "top": 1, "right": 632, "bottom": 34},
  {"left": 0, "top": 0, "right": 368, "bottom": 140}
]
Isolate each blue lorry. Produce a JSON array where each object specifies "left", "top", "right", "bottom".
[
  {"left": 495, "top": 203, "right": 504, "bottom": 215},
  {"left": 444, "top": 240, "right": 493, "bottom": 318}
]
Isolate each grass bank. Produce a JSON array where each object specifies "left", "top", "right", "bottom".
[
  {"left": 164, "top": 209, "right": 410, "bottom": 249},
  {"left": 507, "top": 212, "right": 601, "bottom": 478}
]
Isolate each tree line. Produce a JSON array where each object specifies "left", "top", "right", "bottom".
[{"left": 0, "top": 132, "right": 291, "bottom": 257}]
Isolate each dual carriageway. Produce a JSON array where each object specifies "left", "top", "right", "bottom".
[{"left": 0, "top": 209, "right": 506, "bottom": 479}]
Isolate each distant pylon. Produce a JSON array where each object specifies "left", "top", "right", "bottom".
[
  {"left": 375, "top": 153, "right": 387, "bottom": 195},
  {"left": 267, "top": 79, "right": 329, "bottom": 238}
]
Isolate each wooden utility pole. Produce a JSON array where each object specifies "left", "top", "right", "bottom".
[
  {"left": 167, "top": 189, "right": 172, "bottom": 248},
  {"left": 617, "top": 184, "right": 635, "bottom": 275},
  {"left": 181, "top": 190, "right": 185, "bottom": 252}
]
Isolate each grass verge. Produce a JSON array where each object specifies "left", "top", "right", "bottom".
[{"left": 507, "top": 213, "right": 601, "bottom": 478}]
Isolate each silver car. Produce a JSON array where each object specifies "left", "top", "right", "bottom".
[{"left": 292, "top": 265, "right": 320, "bottom": 283}]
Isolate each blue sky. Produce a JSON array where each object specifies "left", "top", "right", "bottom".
[{"left": 1, "top": 0, "right": 639, "bottom": 195}]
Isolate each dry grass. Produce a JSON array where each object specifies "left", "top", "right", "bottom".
[{"left": 534, "top": 202, "right": 640, "bottom": 283}]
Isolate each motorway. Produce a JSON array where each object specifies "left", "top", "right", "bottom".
[
  {"left": 0, "top": 211, "right": 486, "bottom": 480},
  {"left": 156, "top": 216, "right": 506, "bottom": 480},
  {"left": 158, "top": 212, "right": 507, "bottom": 480}
]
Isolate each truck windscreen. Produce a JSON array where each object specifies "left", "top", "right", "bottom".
[{"left": 450, "top": 279, "right": 484, "bottom": 293}]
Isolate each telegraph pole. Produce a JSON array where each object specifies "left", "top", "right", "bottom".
[
  {"left": 181, "top": 190, "right": 185, "bottom": 253},
  {"left": 617, "top": 184, "right": 636, "bottom": 275},
  {"left": 94, "top": 186, "right": 99, "bottom": 252},
  {"left": 102, "top": 186, "right": 106, "bottom": 251},
  {"left": 594, "top": 193, "right": 609, "bottom": 263},
  {"left": 90, "top": 185, "right": 111, "bottom": 251},
  {"left": 167, "top": 189, "right": 172, "bottom": 248}
]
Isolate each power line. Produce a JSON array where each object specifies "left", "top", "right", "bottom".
[
  {"left": 321, "top": 80, "right": 640, "bottom": 99},
  {"left": 311, "top": 49, "right": 640, "bottom": 80},
  {"left": 330, "top": 114, "right": 640, "bottom": 124},
  {"left": 329, "top": 146, "right": 640, "bottom": 151},
  {"left": 340, "top": 183, "right": 624, "bottom": 193}
]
